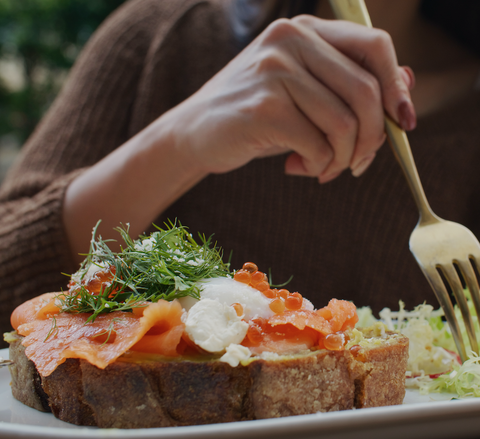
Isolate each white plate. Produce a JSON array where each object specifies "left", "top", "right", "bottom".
[{"left": 1, "top": 348, "right": 480, "bottom": 439}]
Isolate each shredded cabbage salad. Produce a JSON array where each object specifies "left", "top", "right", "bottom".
[{"left": 356, "top": 290, "right": 480, "bottom": 398}]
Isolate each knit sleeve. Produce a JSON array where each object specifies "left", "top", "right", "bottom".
[{"left": 0, "top": 0, "right": 192, "bottom": 339}]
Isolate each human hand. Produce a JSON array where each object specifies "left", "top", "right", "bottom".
[{"left": 160, "top": 16, "right": 416, "bottom": 183}]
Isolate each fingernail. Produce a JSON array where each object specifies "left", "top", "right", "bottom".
[
  {"left": 400, "top": 66, "right": 416, "bottom": 90},
  {"left": 398, "top": 101, "right": 417, "bottom": 131},
  {"left": 351, "top": 153, "right": 375, "bottom": 177},
  {"left": 318, "top": 170, "right": 342, "bottom": 184}
]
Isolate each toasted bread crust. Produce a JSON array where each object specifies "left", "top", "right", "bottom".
[
  {"left": 249, "top": 350, "right": 355, "bottom": 418},
  {"left": 8, "top": 330, "right": 408, "bottom": 428},
  {"left": 8, "top": 338, "right": 50, "bottom": 412}
]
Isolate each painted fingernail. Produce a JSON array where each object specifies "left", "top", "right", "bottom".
[
  {"left": 351, "top": 153, "right": 375, "bottom": 177},
  {"left": 318, "top": 170, "right": 342, "bottom": 184},
  {"left": 398, "top": 101, "right": 417, "bottom": 131}
]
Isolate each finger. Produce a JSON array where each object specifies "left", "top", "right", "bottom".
[
  {"left": 281, "top": 65, "right": 359, "bottom": 180},
  {"left": 284, "top": 17, "right": 386, "bottom": 173},
  {"left": 253, "top": 95, "right": 334, "bottom": 177},
  {"left": 302, "top": 17, "right": 417, "bottom": 132},
  {"left": 399, "top": 66, "right": 416, "bottom": 90},
  {"left": 273, "top": 104, "right": 334, "bottom": 177}
]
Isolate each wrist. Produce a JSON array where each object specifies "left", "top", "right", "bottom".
[{"left": 63, "top": 113, "right": 208, "bottom": 264}]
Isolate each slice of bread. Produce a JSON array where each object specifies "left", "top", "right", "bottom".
[{"left": 7, "top": 327, "right": 408, "bottom": 428}]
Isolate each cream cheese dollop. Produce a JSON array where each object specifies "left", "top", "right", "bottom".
[
  {"left": 220, "top": 344, "right": 252, "bottom": 367},
  {"left": 196, "top": 277, "right": 275, "bottom": 320},
  {"left": 184, "top": 298, "right": 248, "bottom": 353}
]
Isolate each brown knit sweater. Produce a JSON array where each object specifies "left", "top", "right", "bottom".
[{"left": 1, "top": 0, "right": 480, "bottom": 347}]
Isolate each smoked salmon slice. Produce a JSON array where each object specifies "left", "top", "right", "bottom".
[
  {"left": 268, "top": 309, "right": 333, "bottom": 335},
  {"left": 16, "top": 299, "right": 185, "bottom": 377},
  {"left": 320, "top": 299, "right": 358, "bottom": 332},
  {"left": 243, "top": 299, "right": 358, "bottom": 355},
  {"left": 130, "top": 299, "right": 185, "bottom": 357},
  {"left": 243, "top": 322, "right": 319, "bottom": 355},
  {"left": 11, "top": 292, "right": 60, "bottom": 330}
]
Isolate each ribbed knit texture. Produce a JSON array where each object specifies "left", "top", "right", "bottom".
[{"left": 1, "top": 0, "right": 480, "bottom": 348}]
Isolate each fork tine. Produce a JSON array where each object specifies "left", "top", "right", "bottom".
[
  {"left": 440, "top": 264, "right": 479, "bottom": 355},
  {"left": 458, "top": 257, "right": 480, "bottom": 337},
  {"left": 422, "top": 266, "right": 468, "bottom": 362}
]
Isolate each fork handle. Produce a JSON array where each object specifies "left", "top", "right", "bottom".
[
  {"left": 328, "top": 0, "right": 438, "bottom": 225},
  {"left": 384, "top": 117, "right": 438, "bottom": 224}
]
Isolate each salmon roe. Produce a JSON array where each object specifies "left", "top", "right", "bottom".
[
  {"left": 262, "top": 289, "right": 276, "bottom": 299},
  {"left": 235, "top": 262, "right": 305, "bottom": 316},
  {"left": 247, "top": 320, "right": 265, "bottom": 345},
  {"left": 256, "top": 281, "right": 270, "bottom": 292},
  {"left": 324, "top": 333, "right": 346, "bottom": 351},
  {"left": 250, "top": 271, "right": 266, "bottom": 286},
  {"left": 233, "top": 269, "right": 251, "bottom": 284},
  {"left": 242, "top": 262, "right": 258, "bottom": 273},
  {"left": 269, "top": 298, "right": 286, "bottom": 314},
  {"left": 285, "top": 292, "right": 303, "bottom": 310}
]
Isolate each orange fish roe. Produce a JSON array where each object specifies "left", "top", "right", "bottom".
[
  {"left": 242, "top": 262, "right": 258, "bottom": 273},
  {"left": 263, "top": 289, "right": 276, "bottom": 299},
  {"left": 277, "top": 289, "right": 289, "bottom": 299},
  {"left": 233, "top": 270, "right": 251, "bottom": 284},
  {"left": 246, "top": 321, "right": 264, "bottom": 345},
  {"left": 324, "top": 332, "right": 346, "bottom": 351},
  {"left": 250, "top": 271, "right": 266, "bottom": 286},
  {"left": 269, "top": 298, "right": 286, "bottom": 314},
  {"left": 256, "top": 281, "right": 270, "bottom": 292},
  {"left": 285, "top": 292, "right": 303, "bottom": 310}
]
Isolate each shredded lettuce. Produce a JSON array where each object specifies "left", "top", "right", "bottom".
[
  {"left": 355, "top": 296, "right": 480, "bottom": 397},
  {"left": 416, "top": 353, "right": 480, "bottom": 397},
  {"left": 355, "top": 306, "right": 378, "bottom": 328},
  {"left": 357, "top": 302, "right": 458, "bottom": 377}
]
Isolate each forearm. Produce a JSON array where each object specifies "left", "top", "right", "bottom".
[{"left": 63, "top": 112, "right": 208, "bottom": 265}]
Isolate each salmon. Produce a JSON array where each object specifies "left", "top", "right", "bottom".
[
  {"left": 16, "top": 299, "right": 185, "bottom": 377},
  {"left": 243, "top": 321, "right": 319, "bottom": 355},
  {"left": 320, "top": 299, "right": 358, "bottom": 332},
  {"left": 242, "top": 299, "right": 358, "bottom": 355},
  {"left": 268, "top": 309, "right": 333, "bottom": 334},
  {"left": 130, "top": 299, "right": 185, "bottom": 357},
  {"left": 12, "top": 286, "right": 357, "bottom": 375},
  {"left": 11, "top": 292, "right": 60, "bottom": 330}
]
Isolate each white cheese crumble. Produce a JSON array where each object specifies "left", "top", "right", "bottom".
[
  {"left": 134, "top": 237, "right": 156, "bottom": 252},
  {"left": 220, "top": 344, "right": 252, "bottom": 367},
  {"left": 71, "top": 260, "right": 109, "bottom": 284},
  {"left": 184, "top": 298, "right": 248, "bottom": 353}
]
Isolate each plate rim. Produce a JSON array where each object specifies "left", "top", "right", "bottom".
[{"left": 2, "top": 348, "right": 480, "bottom": 439}]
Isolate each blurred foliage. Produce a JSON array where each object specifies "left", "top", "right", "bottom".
[{"left": 0, "top": 0, "right": 126, "bottom": 145}]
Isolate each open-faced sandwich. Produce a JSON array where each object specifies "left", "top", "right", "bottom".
[{"left": 5, "top": 222, "right": 409, "bottom": 428}]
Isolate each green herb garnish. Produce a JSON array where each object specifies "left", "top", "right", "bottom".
[{"left": 57, "top": 220, "right": 230, "bottom": 322}]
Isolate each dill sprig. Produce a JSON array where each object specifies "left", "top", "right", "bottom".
[{"left": 58, "top": 220, "right": 230, "bottom": 322}]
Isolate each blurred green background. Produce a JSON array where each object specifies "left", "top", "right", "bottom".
[{"left": 0, "top": 0, "right": 126, "bottom": 180}]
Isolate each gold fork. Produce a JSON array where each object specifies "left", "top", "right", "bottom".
[{"left": 329, "top": 0, "right": 480, "bottom": 362}]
